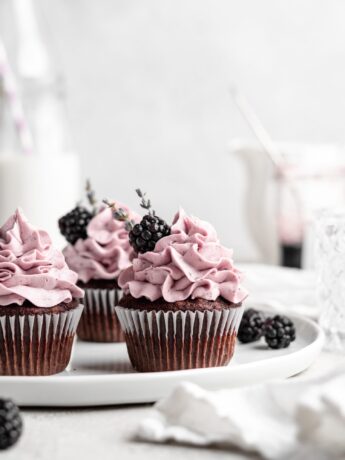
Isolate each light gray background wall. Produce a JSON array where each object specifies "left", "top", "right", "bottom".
[{"left": 24, "top": 1, "right": 345, "bottom": 260}]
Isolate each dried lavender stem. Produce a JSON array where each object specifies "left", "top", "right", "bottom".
[
  {"left": 86, "top": 179, "right": 98, "bottom": 214},
  {"left": 135, "top": 189, "right": 154, "bottom": 215},
  {"left": 102, "top": 199, "right": 134, "bottom": 230}
]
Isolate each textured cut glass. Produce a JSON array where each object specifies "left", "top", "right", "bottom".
[{"left": 316, "top": 210, "right": 345, "bottom": 351}]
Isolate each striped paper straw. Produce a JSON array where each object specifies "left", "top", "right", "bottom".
[{"left": 0, "top": 37, "right": 34, "bottom": 155}]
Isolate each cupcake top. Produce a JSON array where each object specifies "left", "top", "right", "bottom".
[
  {"left": 63, "top": 206, "right": 139, "bottom": 283},
  {"left": 0, "top": 209, "right": 83, "bottom": 307},
  {"left": 118, "top": 208, "right": 248, "bottom": 304}
]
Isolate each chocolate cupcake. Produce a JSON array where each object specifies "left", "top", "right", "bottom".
[
  {"left": 116, "top": 208, "right": 247, "bottom": 372},
  {"left": 0, "top": 209, "right": 84, "bottom": 376},
  {"left": 62, "top": 204, "right": 139, "bottom": 342}
]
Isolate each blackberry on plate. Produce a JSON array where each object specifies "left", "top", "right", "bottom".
[
  {"left": 238, "top": 308, "right": 266, "bottom": 343},
  {"left": 264, "top": 314, "right": 296, "bottom": 349},
  {"left": 0, "top": 399, "right": 23, "bottom": 450},
  {"left": 58, "top": 206, "right": 92, "bottom": 245}
]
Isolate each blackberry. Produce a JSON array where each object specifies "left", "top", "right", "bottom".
[
  {"left": 264, "top": 314, "right": 296, "bottom": 349},
  {"left": 129, "top": 214, "right": 170, "bottom": 253},
  {"left": 58, "top": 206, "right": 92, "bottom": 245},
  {"left": 238, "top": 308, "right": 266, "bottom": 343},
  {"left": 0, "top": 399, "right": 23, "bottom": 450},
  {"left": 104, "top": 189, "right": 171, "bottom": 254}
]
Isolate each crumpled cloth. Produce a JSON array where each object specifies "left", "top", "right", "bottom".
[{"left": 137, "top": 368, "right": 345, "bottom": 459}]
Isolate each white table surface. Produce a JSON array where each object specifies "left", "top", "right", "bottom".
[{"left": 3, "top": 265, "right": 342, "bottom": 460}]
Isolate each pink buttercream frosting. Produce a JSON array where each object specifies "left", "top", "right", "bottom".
[
  {"left": 0, "top": 209, "right": 83, "bottom": 307},
  {"left": 63, "top": 206, "right": 140, "bottom": 283},
  {"left": 118, "top": 208, "right": 248, "bottom": 304}
]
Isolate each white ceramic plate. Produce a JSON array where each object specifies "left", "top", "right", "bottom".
[{"left": 0, "top": 314, "right": 324, "bottom": 407}]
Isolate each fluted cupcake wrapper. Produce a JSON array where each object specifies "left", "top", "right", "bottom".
[
  {"left": 0, "top": 304, "right": 83, "bottom": 376},
  {"left": 115, "top": 305, "right": 244, "bottom": 372},
  {"left": 77, "top": 288, "right": 125, "bottom": 343}
]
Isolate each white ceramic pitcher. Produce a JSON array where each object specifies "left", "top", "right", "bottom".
[{"left": 230, "top": 140, "right": 345, "bottom": 268}]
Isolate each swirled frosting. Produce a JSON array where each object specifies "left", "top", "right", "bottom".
[
  {"left": 0, "top": 209, "right": 83, "bottom": 307},
  {"left": 63, "top": 206, "right": 140, "bottom": 283},
  {"left": 118, "top": 208, "right": 248, "bottom": 304}
]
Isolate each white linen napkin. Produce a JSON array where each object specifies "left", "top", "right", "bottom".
[{"left": 137, "top": 368, "right": 345, "bottom": 459}]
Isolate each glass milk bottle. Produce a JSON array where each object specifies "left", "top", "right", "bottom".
[{"left": 0, "top": 0, "right": 80, "bottom": 247}]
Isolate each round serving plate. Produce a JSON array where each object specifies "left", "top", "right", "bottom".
[{"left": 0, "top": 313, "right": 324, "bottom": 407}]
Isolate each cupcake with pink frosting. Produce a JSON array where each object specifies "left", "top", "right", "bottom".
[
  {"left": 0, "top": 209, "right": 84, "bottom": 375},
  {"left": 59, "top": 183, "right": 139, "bottom": 342},
  {"left": 114, "top": 191, "right": 247, "bottom": 372}
]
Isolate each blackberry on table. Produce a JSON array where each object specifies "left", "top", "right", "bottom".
[
  {"left": 264, "top": 314, "right": 296, "bottom": 349},
  {"left": 0, "top": 399, "right": 23, "bottom": 450},
  {"left": 129, "top": 214, "right": 170, "bottom": 254},
  {"left": 58, "top": 206, "right": 92, "bottom": 245},
  {"left": 238, "top": 308, "right": 266, "bottom": 343}
]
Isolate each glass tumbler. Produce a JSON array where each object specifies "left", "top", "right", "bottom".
[{"left": 316, "top": 210, "right": 345, "bottom": 351}]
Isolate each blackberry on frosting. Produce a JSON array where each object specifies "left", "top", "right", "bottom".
[
  {"left": 105, "top": 189, "right": 170, "bottom": 254},
  {"left": 58, "top": 206, "right": 92, "bottom": 244},
  {"left": 58, "top": 180, "right": 98, "bottom": 245}
]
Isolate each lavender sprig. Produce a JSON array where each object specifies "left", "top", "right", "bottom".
[
  {"left": 102, "top": 199, "right": 135, "bottom": 231},
  {"left": 86, "top": 179, "right": 98, "bottom": 214},
  {"left": 135, "top": 189, "right": 155, "bottom": 216}
]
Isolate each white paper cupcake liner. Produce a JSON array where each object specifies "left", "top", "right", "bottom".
[
  {"left": 78, "top": 288, "right": 124, "bottom": 342},
  {"left": 115, "top": 305, "right": 244, "bottom": 372},
  {"left": 0, "top": 304, "right": 83, "bottom": 376}
]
